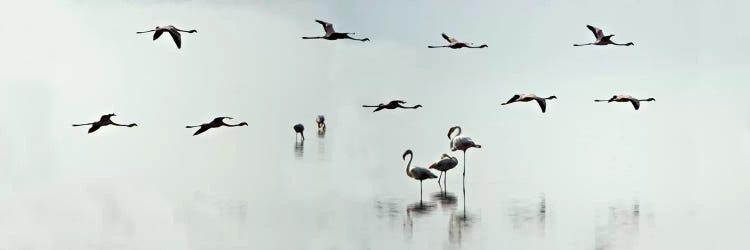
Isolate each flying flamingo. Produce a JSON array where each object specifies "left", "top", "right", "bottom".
[
  {"left": 574, "top": 25, "right": 634, "bottom": 47},
  {"left": 403, "top": 149, "right": 438, "bottom": 203},
  {"left": 302, "top": 20, "right": 370, "bottom": 42},
  {"left": 362, "top": 100, "right": 423, "bottom": 112},
  {"left": 316, "top": 115, "right": 326, "bottom": 131},
  {"left": 294, "top": 123, "right": 305, "bottom": 141},
  {"left": 186, "top": 117, "right": 247, "bottom": 136},
  {"left": 594, "top": 95, "right": 655, "bottom": 110},
  {"left": 428, "top": 33, "right": 488, "bottom": 49},
  {"left": 501, "top": 94, "right": 558, "bottom": 113},
  {"left": 72, "top": 114, "right": 137, "bottom": 134},
  {"left": 428, "top": 153, "right": 458, "bottom": 190},
  {"left": 447, "top": 126, "right": 481, "bottom": 182},
  {"left": 137, "top": 25, "right": 197, "bottom": 49}
]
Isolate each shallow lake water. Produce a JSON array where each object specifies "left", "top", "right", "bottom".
[{"left": 1, "top": 110, "right": 746, "bottom": 250}]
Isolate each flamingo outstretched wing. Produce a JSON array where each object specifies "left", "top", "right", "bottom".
[
  {"left": 315, "top": 20, "right": 335, "bottom": 34},
  {"left": 153, "top": 30, "right": 164, "bottom": 40},
  {"left": 628, "top": 98, "right": 640, "bottom": 110},
  {"left": 534, "top": 98, "right": 547, "bottom": 113},
  {"left": 167, "top": 29, "right": 182, "bottom": 48},
  {"left": 441, "top": 33, "right": 458, "bottom": 44},
  {"left": 88, "top": 124, "right": 102, "bottom": 134},
  {"left": 504, "top": 94, "right": 521, "bottom": 104},
  {"left": 192, "top": 125, "right": 210, "bottom": 136},
  {"left": 586, "top": 25, "right": 604, "bottom": 40}
]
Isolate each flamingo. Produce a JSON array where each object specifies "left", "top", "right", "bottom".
[
  {"left": 447, "top": 126, "right": 481, "bottom": 182},
  {"left": 428, "top": 33, "right": 488, "bottom": 49},
  {"left": 137, "top": 25, "right": 197, "bottom": 49},
  {"left": 72, "top": 114, "right": 137, "bottom": 134},
  {"left": 302, "top": 20, "right": 370, "bottom": 42},
  {"left": 186, "top": 117, "right": 247, "bottom": 136},
  {"left": 501, "top": 94, "right": 557, "bottom": 113},
  {"left": 294, "top": 123, "right": 305, "bottom": 141},
  {"left": 594, "top": 95, "right": 655, "bottom": 110},
  {"left": 316, "top": 115, "right": 326, "bottom": 131},
  {"left": 574, "top": 25, "right": 634, "bottom": 46},
  {"left": 428, "top": 153, "right": 458, "bottom": 189},
  {"left": 362, "top": 100, "right": 423, "bottom": 112},
  {"left": 403, "top": 149, "right": 438, "bottom": 203}
]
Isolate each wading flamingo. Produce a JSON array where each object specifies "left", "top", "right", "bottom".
[{"left": 403, "top": 149, "right": 438, "bottom": 203}]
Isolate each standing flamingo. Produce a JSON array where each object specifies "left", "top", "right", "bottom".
[
  {"left": 302, "top": 20, "right": 370, "bottom": 42},
  {"left": 72, "top": 114, "right": 137, "bottom": 134},
  {"left": 428, "top": 153, "right": 458, "bottom": 190},
  {"left": 594, "top": 95, "right": 655, "bottom": 110},
  {"left": 501, "top": 94, "right": 557, "bottom": 113},
  {"left": 294, "top": 123, "right": 305, "bottom": 141},
  {"left": 447, "top": 126, "right": 482, "bottom": 183},
  {"left": 136, "top": 25, "right": 197, "bottom": 49},
  {"left": 428, "top": 33, "right": 488, "bottom": 49},
  {"left": 403, "top": 149, "right": 438, "bottom": 203},
  {"left": 186, "top": 117, "right": 247, "bottom": 136},
  {"left": 573, "top": 25, "right": 634, "bottom": 46},
  {"left": 362, "top": 100, "right": 423, "bottom": 112}
]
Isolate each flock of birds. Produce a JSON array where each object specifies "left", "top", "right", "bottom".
[{"left": 70, "top": 20, "right": 653, "bottom": 202}]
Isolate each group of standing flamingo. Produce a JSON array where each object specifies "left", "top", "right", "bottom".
[{"left": 403, "top": 126, "right": 482, "bottom": 202}]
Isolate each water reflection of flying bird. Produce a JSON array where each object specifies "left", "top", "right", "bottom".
[
  {"left": 403, "top": 150, "right": 438, "bottom": 203},
  {"left": 595, "top": 95, "right": 655, "bottom": 110},
  {"left": 431, "top": 191, "right": 458, "bottom": 211},
  {"left": 136, "top": 25, "right": 197, "bottom": 49},
  {"left": 363, "top": 100, "right": 422, "bottom": 112},
  {"left": 72, "top": 114, "right": 137, "bottom": 134},
  {"left": 186, "top": 117, "right": 247, "bottom": 136},
  {"left": 573, "top": 25, "right": 634, "bottom": 47},
  {"left": 501, "top": 94, "right": 558, "bottom": 113},
  {"left": 302, "top": 20, "right": 370, "bottom": 42}
]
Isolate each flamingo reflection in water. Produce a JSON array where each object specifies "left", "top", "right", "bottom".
[
  {"left": 506, "top": 194, "right": 547, "bottom": 236},
  {"left": 449, "top": 185, "right": 478, "bottom": 246},
  {"left": 594, "top": 200, "right": 642, "bottom": 250},
  {"left": 403, "top": 201, "right": 437, "bottom": 241},
  {"left": 294, "top": 140, "right": 304, "bottom": 159}
]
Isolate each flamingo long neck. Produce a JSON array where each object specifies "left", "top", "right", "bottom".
[
  {"left": 453, "top": 127, "right": 462, "bottom": 138},
  {"left": 405, "top": 154, "right": 413, "bottom": 178},
  {"left": 222, "top": 122, "right": 243, "bottom": 127}
]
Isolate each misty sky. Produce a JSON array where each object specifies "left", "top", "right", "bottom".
[{"left": 0, "top": 0, "right": 749, "bottom": 249}]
